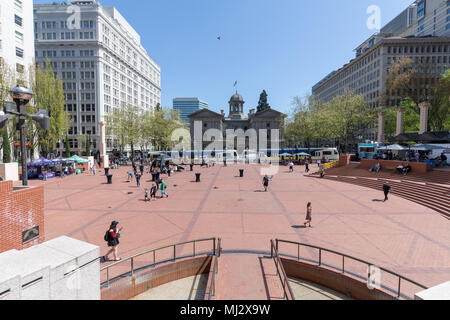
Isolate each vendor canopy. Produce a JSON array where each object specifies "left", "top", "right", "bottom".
[
  {"left": 69, "top": 155, "right": 89, "bottom": 164},
  {"left": 378, "top": 144, "right": 408, "bottom": 151},
  {"left": 295, "top": 152, "right": 311, "bottom": 156},
  {"left": 27, "top": 157, "right": 61, "bottom": 167},
  {"left": 411, "top": 144, "right": 446, "bottom": 151}
]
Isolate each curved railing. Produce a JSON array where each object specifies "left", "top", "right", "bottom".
[
  {"left": 275, "top": 239, "right": 428, "bottom": 300},
  {"left": 101, "top": 238, "right": 219, "bottom": 288},
  {"left": 207, "top": 238, "right": 221, "bottom": 300},
  {"left": 270, "top": 240, "right": 294, "bottom": 300}
]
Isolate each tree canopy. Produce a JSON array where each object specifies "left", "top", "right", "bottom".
[{"left": 257, "top": 90, "right": 271, "bottom": 112}]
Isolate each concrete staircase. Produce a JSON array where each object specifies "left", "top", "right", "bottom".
[{"left": 309, "top": 164, "right": 450, "bottom": 218}]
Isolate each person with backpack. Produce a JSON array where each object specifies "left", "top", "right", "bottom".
[
  {"left": 160, "top": 179, "right": 168, "bottom": 198},
  {"left": 103, "top": 221, "right": 123, "bottom": 262}
]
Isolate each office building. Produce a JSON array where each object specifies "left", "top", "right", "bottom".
[
  {"left": 34, "top": 0, "right": 161, "bottom": 154},
  {"left": 0, "top": 0, "right": 35, "bottom": 79},
  {"left": 312, "top": 0, "right": 450, "bottom": 141},
  {"left": 173, "top": 98, "right": 209, "bottom": 123}
]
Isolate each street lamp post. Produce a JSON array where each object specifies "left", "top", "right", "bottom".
[
  {"left": 5, "top": 86, "right": 50, "bottom": 186},
  {"left": 10, "top": 87, "right": 33, "bottom": 186}
]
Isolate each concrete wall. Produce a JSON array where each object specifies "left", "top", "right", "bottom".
[
  {"left": 0, "top": 163, "right": 19, "bottom": 182},
  {"left": 101, "top": 256, "right": 211, "bottom": 300},
  {"left": 281, "top": 257, "right": 396, "bottom": 300},
  {"left": 0, "top": 236, "right": 100, "bottom": 300},
  {"left": 415, "top": 281, "right": 450, "bottom": 300}
]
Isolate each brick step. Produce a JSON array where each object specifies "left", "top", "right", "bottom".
[
  {"left": 327, "top": 175, "right": 450, "bottom": 204},
  {"left": 337, "top": 177, "right": 450, "bottom": 205},
  {"left": 323, "top": 177, "right": 450, "bottom": 216},
  {"left": 325, "top": 176, "right": 450, "bottom": 210}
]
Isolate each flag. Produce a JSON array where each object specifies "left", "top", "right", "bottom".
[{"left": 234, "top": 81, "right": 237, "bottom": 87}]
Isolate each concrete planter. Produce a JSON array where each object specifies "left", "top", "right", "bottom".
[{"left": 0, "top": 162, "right": 19, "bottom": 181}]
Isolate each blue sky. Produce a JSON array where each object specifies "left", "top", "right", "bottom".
[{"left": 34, "top": 0, "right": 413, "bottom": 115}]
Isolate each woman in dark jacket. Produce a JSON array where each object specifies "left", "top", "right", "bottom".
[{"left": 103, "top": 221, "right": 123, "bottom": 262}]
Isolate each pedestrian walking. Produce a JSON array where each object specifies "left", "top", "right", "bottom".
[
  {"left": 304, "top": 202, "right": 312, "bottom": 227},
  {"left": 140, "top": 164, "right": 144, "bottom": 176},
  {"left": 383, "top": 182, "right": 391, "bottom": 202},
  {"left": 127, "top": 171, "right": 134, "bottom": 182},
  {"left": 150, "top": 183, "right": 157, "bottom": 201},
  {"left": 144, "top": 188, "right": 149, "bottom": 202},
  {"left": 156, "top": 176, "right": 162, "bottom": 192},
  {"left": 289, "top": 161, "right": 294, "bottom": 173},
  {"left": 305, "top": 162, "right": 310, "bottom": 173},
  {"left": 263, "top": 175, "right": 272, "bottom": 192},
  {"left": 160, "top": 179, "right": 168, "bottom": 198},
  {"left": 93, "top": 164, "right": 97, "bottom": 176},
  {"left": 136, "top": 173, "right": 141, "bottom": 187},
  {"left": 103, "top": 221, "right": 123, "bottom": 262}
]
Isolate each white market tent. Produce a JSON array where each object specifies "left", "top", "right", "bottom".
[
  {"left": 410, "top": 144, "right": 445, "bottom": 151},
  {"left": 378, "top": 144, "right": 408, "bottom": 151}
]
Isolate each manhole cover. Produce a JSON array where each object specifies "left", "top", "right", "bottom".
[
  {"left": 128, "top": 192, "right": 134, "bottom": 195},
  {"left": 237, "top": 198, "right": 244, "bottom": 202}
]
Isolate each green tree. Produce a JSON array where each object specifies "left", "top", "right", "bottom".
[
  {"left": 384, "top": 99, "right": 421, "bottom": 138},
  {"left": 29, "top": 61, "right": 70, "bottom": 156},
  {"left": 323, "top": 90, "right": 375, "bottom": 152},
  {"left": 144, "top": 108, "right": 186, "bottom": 152},
  {"left": 2, "top": 128, "right": 11, "bottom": 163},
  {"left": 429, "top": 69, "right": 450, "bottom": 131},
  {"left": 85, "top": 135, "right": 91, "bottom": 157},
  {"left": 257, "top": 90, "right": 270, "bottom": 113},
  {"left": 64, "top": 135, "right": 71, "bottom": 158},
  {"left": 105, "top": 103, "right": 142, "bottom": 166}
]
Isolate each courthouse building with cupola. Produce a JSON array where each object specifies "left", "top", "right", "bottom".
[{"left": 188, "top": 92, "right": 286, "bottom": 153}]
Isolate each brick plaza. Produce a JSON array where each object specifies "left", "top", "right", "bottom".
[{"left": 23, "top": 163, "right": 450, "bottom": 294}]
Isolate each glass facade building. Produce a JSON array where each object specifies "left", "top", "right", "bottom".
[{"left": 173, "top": 98, "right": 208, "bottom": 122}]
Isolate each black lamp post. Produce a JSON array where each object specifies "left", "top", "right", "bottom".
[{"left": 6, "top": 86, "right": 50, "bottom": 186}]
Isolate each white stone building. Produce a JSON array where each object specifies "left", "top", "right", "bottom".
[
  {"left": 0, "top": 0, "right": 35, "bottom": 78},
  {"left": 34, "top": 0, "right": 161, "bottom": 156}
]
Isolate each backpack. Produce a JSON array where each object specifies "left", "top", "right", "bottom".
[{"left": 104, "top": 230, "right": 110, "bottom": 242}]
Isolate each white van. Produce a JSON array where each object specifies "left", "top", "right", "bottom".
[{"left": 311, "top": 148, "right": 339, "bottom": 162}]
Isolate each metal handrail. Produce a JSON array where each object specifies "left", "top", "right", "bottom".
[
  {"left": 101, "top": 238, "right": 217, "bottom": 288},
  {"left": 275, "top": 239, "right": 428, "bottom": 299},
  {"left": 207, "top": 238, "right": 221, "bottom": 300},
  {"left": 271, "top": 240, "right": 294, "bottom": 300}
]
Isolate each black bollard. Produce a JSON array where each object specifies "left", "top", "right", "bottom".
[
  {"left": 106, "top": 174, "right": 113, "bottom": 184},
  {"left": 190, "top": 164, "right": 194, "bottom": 171},
  {"left": 195, "top": 173, "right": 201, "bottom": 183},
  {"left": 239, "top": 169, "right": 244, "bottom": 177},
  {"left": 104, "top": 168, "right": 110, "bottom": 176}
]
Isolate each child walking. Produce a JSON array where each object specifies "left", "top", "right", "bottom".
[{"left": 160, "top": 179, "right": 168, "bottom": 198}]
